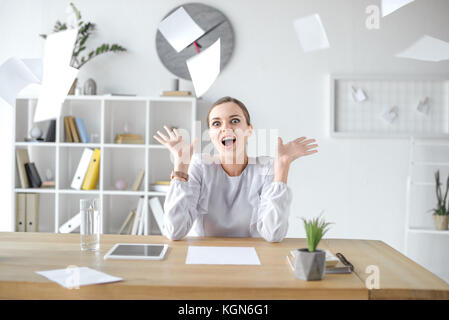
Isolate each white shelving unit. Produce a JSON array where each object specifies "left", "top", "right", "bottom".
[
  {"left": 12, "top": 95, "right": 197, "bottom": 235},
  {"left": 405, "top": 138, "right": 449, "bottom": 283}
]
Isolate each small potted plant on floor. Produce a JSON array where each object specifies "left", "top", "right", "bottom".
[
  {"left": 294, "top": 215, "right": 333, "bottom": 281},
  {"left": 430, "top": 171, "right": 449, "bottom": 230}
]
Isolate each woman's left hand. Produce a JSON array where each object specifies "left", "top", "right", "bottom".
[{"left": 276, "top": 137, "right": 318, "bottom": 166}]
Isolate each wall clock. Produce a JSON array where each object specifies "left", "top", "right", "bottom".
[{"left": 156, "top": 3, "right": 234, "bottom": 80}]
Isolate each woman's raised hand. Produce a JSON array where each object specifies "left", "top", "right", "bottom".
[
  {"left": 276, "top": 136, "right": 318, "bottom": 166},
  {"left": 153, "top": 125, "right": 198, "bottom": 172}
]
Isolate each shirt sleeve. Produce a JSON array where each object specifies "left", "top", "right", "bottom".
[
  {"left": 163, "top": 155, "right": 202, "bottom": 240},
  {"left": 255, "top": 161, "right": 293, "bottom": 243}
]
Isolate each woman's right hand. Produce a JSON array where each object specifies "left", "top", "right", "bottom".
[{"left": 153, "top": 125, "right": 198, "bottom": 173}]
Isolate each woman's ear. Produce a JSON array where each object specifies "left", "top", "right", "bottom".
[{"left": 248, "top": 124, "right": 254, "bottom": 137}]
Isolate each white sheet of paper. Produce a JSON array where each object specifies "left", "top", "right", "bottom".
[
  {"left": 158, "top": 6, "right": 205, "bottom": 53},
  {"left": 36, "top": 267, "right": 122, "bottom": 289},
  {"left": 186, "top": 246, "right": 261, "bottom": 265},
  {"left": 186, "top": 38, "right": 221, "bottom": 98},
  {"left": 396, "top": 35, "right": 449, "bottom": 62},
  {"left": 293, "top": 14, "right": 330, "bottom": 52},
  {"left": 34, "top": 29, "right": 78, "bottom": 122},
  {"left": 382, "top": 0, "right": 415, "bottom": 17},
  {"left": 351, "top": 87, "right": 367, "bottom": 103},
  {"left": 0, "top": 57, "right": 41, "bottom": 106}
]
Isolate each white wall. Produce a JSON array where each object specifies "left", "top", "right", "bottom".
[{"left": 1, "top": 0, "right": 449, "bottom": 255}]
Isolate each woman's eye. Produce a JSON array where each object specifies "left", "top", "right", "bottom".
[
  {"left": 231, "top": 118, "right": 240, "bottom": 124},
  {"left": 212, "top": 121, "right": 220, "bottom": 127}
]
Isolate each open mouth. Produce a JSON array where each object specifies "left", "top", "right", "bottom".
[{"left": 221, "top": 135, "right": 236, "bottom": 148}]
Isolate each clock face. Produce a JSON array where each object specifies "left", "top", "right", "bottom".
[{"left": 156, "top": 3, "right": 234, "bottom": 80}]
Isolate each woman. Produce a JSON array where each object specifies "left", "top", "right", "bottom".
[{"left": 153, "top": 96, "right": 318, "bottom": 242}]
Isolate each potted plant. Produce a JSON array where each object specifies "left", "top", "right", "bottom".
[
  {"left": 293, "top": 215, "right": 333, "bottom": 281},
  {"left": 430, "top": 171, "right": 449, "bottom": 230},
  {"left": 39, "top": 3, "right": 127, "bottom": 94}
]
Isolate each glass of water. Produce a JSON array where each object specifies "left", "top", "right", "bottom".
[{"left": 80, "top": 198, "right": 100, "bottom": 251}]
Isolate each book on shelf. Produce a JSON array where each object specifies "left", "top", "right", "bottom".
[
  {"left": 24, "top": 163, "right": 42, "bottom": 188},
  {"left": 81, "top": 148, "right": 101, "bottom": 190},
  {"left": 44, "top": 120, "right": 56, "bottom": 142},
  {"left": 68, "top": 116, "right": 81, "bottom": 143},
  {"left": 71, "top": 148, "right": 94, "bottom": 190},
  {"left": 150, "top": 184, "right": 170, "bottom": 193},
  {"left": 114, "top": 134, "right": 144, "bottom": 144},
  {"left": 132, "top": 169, "right": 145, "bottom": 191},
  {"left": 161, "top": 90, "right": 192, "bottom": 97},
  {"left": 41, "top": 181, "right": 55, "bottom": 188},
  {"left": 118, "top": 210, "right": 136, "bottom": 235},
  {"left": 25, "top": 193, "right": 39, "bottom": 232},
  {"left": 16, "top": 149, "right": 30, "bottom": 188},
  {"left": 24, "top": 138, "right": 44, "bottom": 142},
  {"left": 74, "top": 117, "right": 90, "bottom": 143},
  {"left": 64, "top": 116, "right": 73, "bottom": 142},
  {"left": 149, "top": 197, "right": 165, "bottom": 235},
  {"left": 15, "top": 193, "right": 26, "bottom": 232}
]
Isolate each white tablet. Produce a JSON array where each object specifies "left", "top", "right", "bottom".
[{"left": 104, "top": 243, "right": 168, "bottom": 260}]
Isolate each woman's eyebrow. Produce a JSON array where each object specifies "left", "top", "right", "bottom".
[{"left": 210, "top": 114, "right": 241, "bottom": 121}]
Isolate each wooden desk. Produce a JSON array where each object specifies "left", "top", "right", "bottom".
[{"left": 0, "top": 232, "right": 447, "bottom": 300}]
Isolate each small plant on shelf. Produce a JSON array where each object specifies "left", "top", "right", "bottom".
[{"left": 430, "top": 170, "right": 449, "bottom": 230}]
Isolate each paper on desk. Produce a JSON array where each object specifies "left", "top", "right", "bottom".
[
  {"left": 186, "top": 246, "right": 261, "bottom": 265},
  {"left": 293, "top": 14, "right": 330, "bottom": 53},
  {"left": 36, "top": 267, "right": 122, "bottom": 289},
  {"left": 382, "top": 0, "right": 415, "bottom": 17},
  {"left": 34, "top": 29, "right": 78, "bottom": 122},
  {"left": 186, "top": 38, "right": 221, "bottom": 98},
  {"left": 158, "top": 6, "right": 205, "bottom": 53},
  {"left": 0, "top": 57, "right": 42, "bottom": 106},
  {"left": 396, "top": 35, "right": 449, "bottom": 62}
]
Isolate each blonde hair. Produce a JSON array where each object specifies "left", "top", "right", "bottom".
[{"left": 207, "top": 96, "right": 251, "bottom": 128}]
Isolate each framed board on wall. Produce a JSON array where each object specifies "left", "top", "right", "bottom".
[{"left": 329, "top": 74, "right": 449, "bottom": 139}]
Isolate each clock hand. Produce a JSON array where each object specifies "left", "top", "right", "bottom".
[
  {"left": 194, "top": 41, "right": 200, "bottom": 53},
  {"left": 187, "top": 20, "right": 226, "bottom": 51}
]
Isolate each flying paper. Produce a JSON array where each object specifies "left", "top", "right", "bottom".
[
  {"left": 0, "top": 58, "right": 42, "bottom": 106},
  {"left": 34, "top": 29, "right": 78, "bottom": 122},
  {"left": 158, "top": 6, "right": 205, "bottom": 53},
  {"left": 396, "top": 35, "right": 449, "bottom": 62},
  {"left": 293, "top": 14, "right": 330, "bottom": 52},
  {"left": 382, "top": 0, "right": 415, "bottom": 17},
  {"left": 186, "top": 38, "right": 221, "bottom": 98}
]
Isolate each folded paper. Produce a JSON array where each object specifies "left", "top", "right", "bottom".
[
  {"left": 417, "top": 97, "right": 430, "bottom": 115},
  {"left": 381, "top": 106, "right": 398, "bottom": 124},
  {"left": 382, "top": 0, "right": 415, "bottom": 17},
  {"left": 293, "top": 14, "right": 330, "bottom": 52},
  {"left": 396, "top": 35, "right": 449, "bottom": 62},
  {"left": 351, "top": 86, "right": 367, "bottom": 103}
]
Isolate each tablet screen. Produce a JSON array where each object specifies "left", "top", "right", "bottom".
[{"left": 109, "top": 244, "right": 165, "bottom": 257}]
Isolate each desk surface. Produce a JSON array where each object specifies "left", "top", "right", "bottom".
[{"left": 0, "top": 232, "right": 447, "bottom": 300}]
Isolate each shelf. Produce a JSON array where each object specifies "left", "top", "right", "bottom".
[
  {"left": 15, "top": 142, "right": 56, "bottom": 147},
  {"left": 15, "top": 188, "right": 56, "bottom": 194},
  {"left": 408, "top": 228, "right": 449, "bottom": 235},
  {"left": 103, "top": 190, "right": 146, "bottom": 196},
  {"left": 59, "top": 143, "right": 102, "bottom": 148},
  {"left": 103, "top": 143, "right": 146, "bottom": 149},
  {"left": 410, "top": 161, "right": 449, "bottom": 166},
  {"left": 58, "top": 189, "right": 100, "bottom": 194}
]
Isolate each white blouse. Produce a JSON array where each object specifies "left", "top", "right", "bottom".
[{"left": 163, "top": 154, "right": 293, "bottom": 242}]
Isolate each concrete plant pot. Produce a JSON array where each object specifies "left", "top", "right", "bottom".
[
  {"left": 293, "top": 248, "right": 326, "bottom": 281},
  {"left": 433, "top": 215, "right": 449, "bottom": 230}
]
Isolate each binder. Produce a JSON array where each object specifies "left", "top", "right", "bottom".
[
  {"left": 149, "top": 197, "right": 165, "bottom": 234},
  {"left": 71, "top": 148, "right": 94, "bottom": 190},
  {"left": 16, "top": 149, "right": 30, "bottom": 188},
  {"left": 74, "top": 117, "right": 90, "bottom": 143},
  {"left": 138, "top": 201, "right": 146, "bottom": 235},
  {"left": 24, "top": 163, "right": 42, "bottom": 188},
  {"left": 131, "top": 197, "right": 144, "bottom": 235},
  {"left": 81, "top": 149, "right": 100, "bottom": 190},
  {"left": 64, "top": 116, "right": 73, "bottom": 142},
  {"left": 59, "top": 212, "right": 81, "bottom": 233},
  {"left": 68, "top": 116, "right": 80, "bottom": 143},
  {"left": 118, "top": 210, "right": 135, "bottom": 235},
  {"left": 16, "top": 193, "right": 26, "bottom": 232},
  {"left": 25, "top": 193, "right": 39, "bottom": 232}
]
